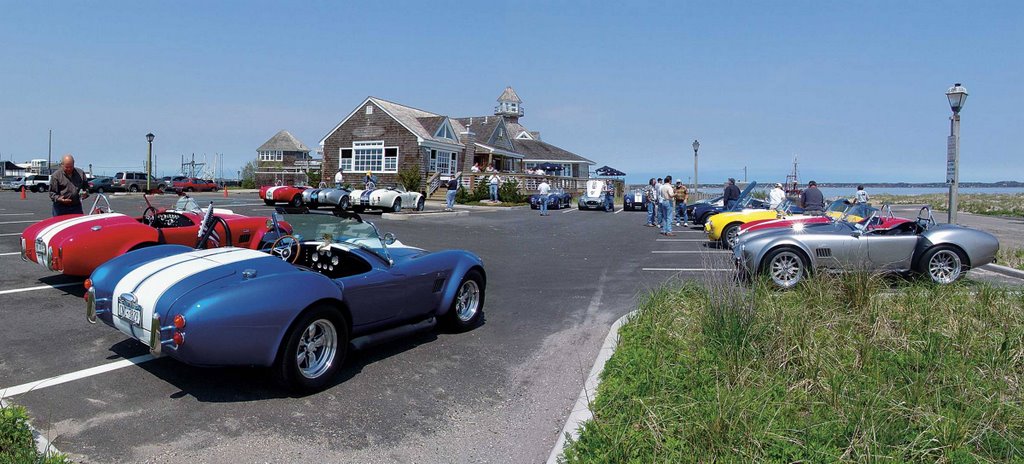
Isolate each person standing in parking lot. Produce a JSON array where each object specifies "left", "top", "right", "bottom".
[
  {"left": 724, "top": 178, "right": 741, "bottom": 210},
  {"left": 49, "top": 154, "right": 88, "bottom": 216},
  {"left": 445, "top": 176, "right": 459, "bottom": 211},
  {"left": 489, "top": 173, "right": 501, "bottom": 202},
  {"left": 644, "top": 178, "right": 657, "bottom": 227},
  {"left": 800, "top": 180, "right": 825, "bottom": 215},
  {"left": 673, "top": 181, "right": 688, "bottom": 226},
  {"left": 334, "top": 169, "right": 343, "bottom": 188},
  {"left": 659, "top": 175, "right": 675, "bottom": 236},
  {"left": 537, "top": 178, "right": 551, "bottom": 216},
  {"left": 769, "top": 182, "right": 786, "bottom": 210}
]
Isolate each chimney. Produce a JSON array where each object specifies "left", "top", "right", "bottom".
[{"left": 460, "top": 129, "right": 476, "bottom": 174}]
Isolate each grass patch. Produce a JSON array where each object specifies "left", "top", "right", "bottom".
[
  {"left": 560, "top": 273, "right": 1024, "bottom": 462},
  {"left": 997, "top": 247, "right": 1024, "bottom": 271},
  {"left": 1, "top": 403, "right": 70, "bottom": 463},
  {"left": 872, "top": 193, "right": 1024, "bottom": 217}
]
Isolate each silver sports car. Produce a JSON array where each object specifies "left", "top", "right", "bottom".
[
  {"left": 302, "top": 185, "right": 353, "bottom": 210},
  {"left": 734, "top": 207, "right": 1000, "bottom": 288}
]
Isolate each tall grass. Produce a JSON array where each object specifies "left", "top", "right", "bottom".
[
  {"left": 998, "top": 247, "right": 1024, "bottom": 271},
  {"left": 872, "top": 193, "right": 1024, "bottom": 217},
  {"left": 561, "top": 273, "right": 1024, "bottom": 462}
]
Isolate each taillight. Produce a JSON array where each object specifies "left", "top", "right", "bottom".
[
  {"left": 84, "top": 278, "right": 92, "bottom": 291},
  {"left": 173, "top": 314, "right": 186, "bottom": 330},
  {"left": 172, "top": 331, "right": 185, "bottom": 346}
]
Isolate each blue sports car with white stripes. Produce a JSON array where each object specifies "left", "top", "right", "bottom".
[{"left": 86, "top": 210, "right": 486, "bottom": 392}]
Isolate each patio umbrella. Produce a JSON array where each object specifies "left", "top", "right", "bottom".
[
  {"left": 536, "top": 162, "right": 563, "bottom": 172},
  {"left": 595, "top": 165, "right": 625, "bottom": 177}
]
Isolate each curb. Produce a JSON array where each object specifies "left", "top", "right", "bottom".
[
  {"left": 981, "top": 263, "right": 1024, "bottom": 280},
  {"left": 381, "top": 210, "right": 469, "bottom": 220},
  {"left": 546, "top": 310, "right": 635, "bottom": 464},
  {"left": 0, "top": 398, "right": 62, "bottom": 459}
]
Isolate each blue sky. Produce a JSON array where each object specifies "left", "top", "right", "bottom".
[{"left": 2, "top": 1, "right": 1021, "bottom": 184}]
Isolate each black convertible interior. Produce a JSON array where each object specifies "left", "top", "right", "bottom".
[
  {"left": 292, "top": 243, "right": 371, "bottom": 279},
  {"left": 144, "top": 212, "right": 195, "bottom": 229}
]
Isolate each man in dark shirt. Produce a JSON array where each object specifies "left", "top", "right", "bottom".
[
  {"left": 49, "top": 154, "right": 89, "bottom": 216},
  {"left": 799, "top": 180, "right": 825, "bottom": 215},
  {"left": 724, "top": 178, "right": 741, "bottom": 210}
]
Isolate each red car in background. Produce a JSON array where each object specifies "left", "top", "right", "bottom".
[
  {"left": 259, "top": 184, "right": 309, "bottom": 207},
  {"left": 20, "top": 195, "right": 290, "bottom": 276},
  {"left": 171, "top": 177, "right": 219, "bottom": 192}
]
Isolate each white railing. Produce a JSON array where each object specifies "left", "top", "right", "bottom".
[{"left": 426, "top": 172, "right": 441, "bottom": 197}]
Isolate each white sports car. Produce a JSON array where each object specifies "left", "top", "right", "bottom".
[{"left": 349, "top": 184, "right": 425, "bottom": 213}]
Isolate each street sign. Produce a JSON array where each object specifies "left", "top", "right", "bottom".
[{"left": 946, "top": 135, "right": 957, "bottom": 183}]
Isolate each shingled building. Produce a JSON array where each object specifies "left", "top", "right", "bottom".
[
  {"left": 255, "top": 130, "right": 317, "bottom": 186},
  {"left": 319, "top": 87, "right": 594, "bottom": 191}
]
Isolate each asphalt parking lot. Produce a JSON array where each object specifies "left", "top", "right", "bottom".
[{"left": 1, "top": 191, "right": 1020, "bottom": 463}]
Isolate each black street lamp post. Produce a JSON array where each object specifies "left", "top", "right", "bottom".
[
  {"left": 146, "top": 133, "right": 155, "bottom": 192},
  {"left": 692, "top": 139, "right": 700, "bottom": 193}
]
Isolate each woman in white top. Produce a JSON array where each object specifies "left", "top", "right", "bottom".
[{"left": 769, "top": 183, "right": 786, "bottom": 210}]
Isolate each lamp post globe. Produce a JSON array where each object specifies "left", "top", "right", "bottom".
[
  {"left": 692, "top": 139, "right": 700, "bottom": 192},
  {"left": 945, "top": 84, "right": 967, "bottom": 224},
  {"left": 146, "top": 133, "right": 155, "bottom": 191}
]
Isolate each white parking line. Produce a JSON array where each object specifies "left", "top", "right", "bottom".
[
  {"left": 0, "top": 220, "right": 37, "bottom": 225},
  {"left": 655, "top": 238, "right": 706, "bottom": 242},
  {"left": 561, "top": 208, "right": 578, "bottom": 214},
  {"left": 0, "top": 282, "right": 83, "bottom": 295},
  {"left": 651, "top": 250, "right": 731, "bottom": 254},
  {"left": 0, "top": 213, "right": 33, "bottom": 216},
  {"left": 0, "top": 354, "right": 155, "bottom": 399},
  {"left": 614, "top": 208, "right": 623, "bottom": 214},
  {"left": 642, "top": 268, "right": 733, "bottom": 271},
  {"left": 0, "top": 252, "right": 23, "bottom": 256},
  {"left": 0, "top": 232, "right": 22, "bottom": 236}
]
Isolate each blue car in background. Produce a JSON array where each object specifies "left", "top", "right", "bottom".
[
  {"left": 87, "top": 209, "right": 486, "bottom": 392},
  {"left": 623, "top": 188, "right": 649, "bottom": 211},
  {"left": 690, "top": 182, "right": 770, "bottom": 226},
  {"left": 529, "top": 188, "right": 572, "bottom": 210}
]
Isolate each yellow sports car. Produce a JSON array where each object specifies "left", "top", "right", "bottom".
[{"left": 706, "top": 200, "right": 867, "bottom": 248}]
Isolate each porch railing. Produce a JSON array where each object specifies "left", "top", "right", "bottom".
[
  {"left": 461, "top": 174, "right": 622, "bottom": 196},
  {"left": 425, "top": 171, "right": 441, "bottom": 197}
]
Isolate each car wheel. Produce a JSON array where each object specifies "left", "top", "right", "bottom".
[
  {"left": 264, "top": 199, "right": 274, "bottom": 206},
  {"left": 274, "top": 304, "right": 347, "bottom": 392},
  {"left": 723, "top": 223, "right": 741, "bottom": 249},
  {"left": 185, "top": 187, "right": 193, "bottom": 192},
  {"left": 290, "top": 195, "right": 303, "bottom": 208},
  {"left": 416, "top": 198, "right": 425, "bottom": 211},
  {"left": 129, "top": 185, "right": 140, "bottom": 193},
  {"left": 920, "top": 246, "right": 966, "bottom": 285},
  {"left": 392, "top": 198, "right": 402, "bottom": 213},
  {"left": 762, "top": 247, "right": 807, "bottom": 289},
  {"left": 441, "top": 270, "right": 485, "bottom": 332},
  {"left": 96, "top": 187, "right": 104, "bottom": 193},
  {"left": 339, "top": 196, "right": 351, "bottom": 211}
]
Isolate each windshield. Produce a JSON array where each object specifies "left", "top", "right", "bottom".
[
  {"left": 275, "top": 213, "right": 390, "bottom": 262},
  {"left": 172, "top": 196, "right": 202, "bottom": 212}
]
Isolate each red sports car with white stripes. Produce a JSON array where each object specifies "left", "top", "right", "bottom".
[
  {"left": 260, "top": 184, "right": 309, "bottom": 207},
  {"left": 20, "top": 195, "right": 289, "bottom": 276}
]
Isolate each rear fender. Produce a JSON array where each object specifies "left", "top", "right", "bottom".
[
  {"left": 164, "top": 269, "right": 343, "bottom": 367},
  {"left": 434, "top": 253, "right": 486, "bottom": 318}
]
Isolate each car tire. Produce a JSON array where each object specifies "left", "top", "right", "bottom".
[
  {"left": 762, "top": 247, "right": 807, "bottom": 289},
  {"left": 264, "top": 199, "right": 274, "bottom": 206},
  {"left": 339, "top": 196, "right": 351, "bottom": 211},
  {"left": 392, "top": 198, "right": 402, "bottom": 213},
  {"left": 185, "top": 187, "right": 194, "bottom": 192},
  {"left": 290, "top": 195, "right": 303, "bottom": 208},
  {"left": 416, "top": 198, "right": 425, "bottom": 211},
  {"left": 274, "top": 304, "right": 348, "bottom": 392},
  {"left": 441, "top": 269, "right": 485, "bottom": 332},
  {"left": 96, "top": 187, "right": 105, "bottom": 194},
  {"left": 919, "top": 245, "right": 966, "bottom": 285},
  {"left": 723, "top": 223, "right": 741, "bottom": 249},
  {"left": 129, "top": 185, "right": 140, "bottom": 193}
]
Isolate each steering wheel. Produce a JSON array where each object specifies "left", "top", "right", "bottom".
[
  {"left": 268, "top": 234, "right": 301, "bottom": 263},
  {"left": 142, "top": 206, "right": 158, "bottom": 226},
  {"left": 195, "top": 216, "right": 233, "bottom": 249}
]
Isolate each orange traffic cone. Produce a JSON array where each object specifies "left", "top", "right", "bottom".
[{"left": 20, "top": 186, "right": 26, "bottom": 200}]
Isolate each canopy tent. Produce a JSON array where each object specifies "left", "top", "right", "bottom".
[
  {"left": 594, "top": 165, "right": 625, "bottom": 177},
  {"left": 535, "top": 162, "right": 564, "bottom": 172}
]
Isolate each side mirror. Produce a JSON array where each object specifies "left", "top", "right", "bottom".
[
  {"left": 382, "top": 232, "right": 397, "bottom": 245},
  {"left": 851, "top": 231, "right": 862, "bottom": 238}
]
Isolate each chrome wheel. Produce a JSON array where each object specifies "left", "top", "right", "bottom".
[
  {"left": 454, "top": 279, "right": 480, "bottom": 322},
  {"left": 393, "top": 198, "right": 402, "bottom": 213},
  {"left": 724, "top": 224, "right": 740, "bottom": 249},
  {"left": 296, "top": 319, "right": 338, "bottom": 379},
  {"left": 928, "top": 249, "right": 962, "bottom": 284},
  {"left": 768, "top": 250, "right": 804, "bottom": 288}
]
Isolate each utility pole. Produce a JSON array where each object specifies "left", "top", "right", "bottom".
[{"left": 47, "top": 130, "right": 52, "bottom": 174}]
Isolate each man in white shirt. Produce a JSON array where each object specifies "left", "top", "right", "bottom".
[
  {"left": 334, "top": 169, "right": 343, "bottom": 188},
  {"left": 537, "top": 179, "right": 550, "bottom": 216},
  {"left": 658, "top": 175, "right": 676, "bottom": 235},
  {"left": 769, "top": 183, "right": 786, "bottom": 210},
  {"left": 489, "top": 174, "right": 501, "bottom": 202}
]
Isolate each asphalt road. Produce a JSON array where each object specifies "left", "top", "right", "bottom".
[{"left": 0, "top": 191, "right": 1019, "bottom": 463}]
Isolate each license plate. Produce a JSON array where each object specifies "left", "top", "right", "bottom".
[
  {"left": 634, "top": 193, "right": 642, "bottom": 201},
  {"left": 116, "top": 297, "right": 143, "bottom": 326}
]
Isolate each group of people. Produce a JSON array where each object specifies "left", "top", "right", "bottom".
[
  {"left": 643, "top": 176, "right": 690, "bottom": 236},
  {"left": 766, "top": 180, "right": 870, "bottom": 215}
]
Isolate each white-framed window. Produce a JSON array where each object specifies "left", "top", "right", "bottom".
[
  {"left": 434, "top": 121, "right": 456, "bottom": 140},
  {"left": 258, "top": 150, "right": 284, "bottom": 162},
  {"left": 339, "top": 141, "right": 398, "bottom": 173},
  {"left": 429, "top": 150, "right": 458, "bottom": 175}
]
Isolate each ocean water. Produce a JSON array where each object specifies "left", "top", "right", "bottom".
[{"left": 658, "top": 186, "right": 1024, "bottom": 197}]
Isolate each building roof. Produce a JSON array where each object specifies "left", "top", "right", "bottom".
[
  {"left": 515, "top": 139, "right": 595, "bottom": 165},
  {"left": 258, "top": 130, "right": 310, "bottom": 153},
  {"left": 456, "top": 115, "right": 593, "bottom": 165},
  {"left": 498, "top": 86, "right": 522, "bottom": 103}
]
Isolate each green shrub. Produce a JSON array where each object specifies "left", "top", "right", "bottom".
[
  {"left": 1, "top": 404, "right": 70, "bottom": 463},
  {"left": 498, "top": 178, "right": 524, "bottom": 203},
  {"left": 398, "top": 167, "right": 422, "bottom": 193}
]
